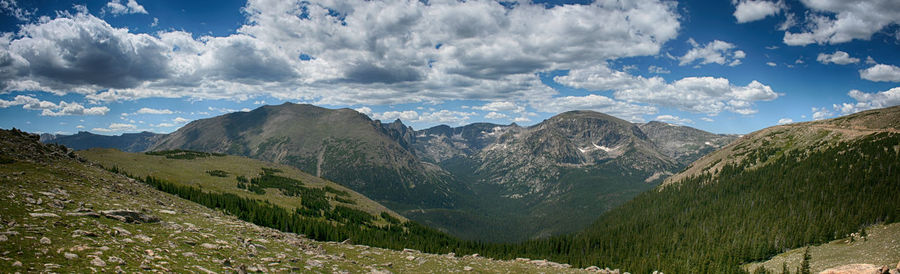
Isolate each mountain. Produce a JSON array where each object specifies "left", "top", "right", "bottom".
[
  {"left": 0, "top": 128, "right": 594, "bottom": 273},
  {"left": 407, "top": 111, "right": 704, "bottom": 241},
  {"left": 490, "top": 105, "right": 900, "bottom": 273},
  {"left": 42, "top": 131, "right": 164, "bottom": 152},
  {"left": 38, "top": 103, "right": 736, "bottom": 242},
  {"left": 638, "top": 121, "right": 737, "bottom": 166},
  {"left": 150, "top": 103, "right": 461, "bottom": 210}
]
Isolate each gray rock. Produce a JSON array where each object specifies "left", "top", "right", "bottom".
[
  {"left": 64, "top": 253, "right": 78, "bottom": 260},
  {"left": 91, "top": 257, "right": 106, "bottom": 267},
  {"left": 107, "top": 256, "right": 125, "bottom": 265},
  {"left": 100, "top": 210, "right": 160, "bottom": 223},
  {"left": 40, "top": 236, "right": 51, "bottom": 245},
  {"left": 29, "top": 212, "right": 59, "bottom": 218}
]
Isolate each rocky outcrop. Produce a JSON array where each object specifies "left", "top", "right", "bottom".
[
  {"left": 819, "top": 263, "right": 899, "bottom": 274},
  {"left": 100, "top": 210, "right": 160, "bottom": 224}
]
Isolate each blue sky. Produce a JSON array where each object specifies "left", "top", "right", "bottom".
[{"left": 1, "top": 0, "right": 898, "bottom": 135}]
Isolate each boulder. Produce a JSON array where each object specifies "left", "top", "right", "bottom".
[{"left": 100, "top": 210, "right": 160, "bottom": 223}]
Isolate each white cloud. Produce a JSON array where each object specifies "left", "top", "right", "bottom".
[
  {"left": 415, "top": 110, "right": 476, "bottom": 125},
  {"left": 153, "top": 123, "right": 175, "bottom": 128},
  {"left": 92, "top": 123, "right": 137, "bottom": 133},
  {"left": 784, "top": 0, "right": 900, "bottom": 46},
  {"left": 777, "top": 118, "right": 793, "bottom": 124},
  {"left": 811, "top": 106, "right": 833, "bottom": 120},
  {"left": 766, "top": 62, "right": 777, "bottom": 67},
  {"left": 473, "top": 101, "right": 526, "bottom": 113},
  {"left": 700, "top": 117, "right": 715, "bottom": 122},
  {"left": 372, "top": 110, "right": 420, "bottom": 122},
  {"left": 40, "top": 101, "right": 110, "bottom": 116},
  {"left": 0, "top": 95, "right": 108, "bottom": 116},
  {"left": 2, "top": 1, "right": 681, "bottom": 107},
  {"left": 841, "top": 87, "right": 900, "bottom": 113},
  {"left": 648, "top": 65, "right": 670, "bottom": 74},
  {"left": 733, "top": 0, "right": 784, "bottom": 23},
  {"left": 655, "top": 114, "right": 693, "bottom": 124},
  {"left": 135, "top": 107, "right": 174, "bottom": 114},
  {"left": 484, "top": 112, "right": 507, "bottom": 119},
  {"left": 816, "top": 51, "right": 859, "bottom": 65},
  {"left": 0, "top": 0, "right": 34, "bottom": 21},
  {"left": 678, "top": 39, "right": 746, "bottom": 67},
  {"left": 554, "top": 64, "right": 779, "bottom": 116},
  {"left": 76, "top": 125, "right": 85, "bottom": 129},
  {"left": 105, "top": 0, "right": 147, "bottom": 15},
  {"left": 173, "top": 117, "right": 190, "bottom": 124},
  {"left": 859, "top": 64, "right": 900, "bottom": 82}
]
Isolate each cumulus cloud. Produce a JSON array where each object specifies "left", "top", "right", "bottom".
[
  {"left": 0, "top": 0, "right": 34, "bottom": 21},
  {"left": 473, "top": 101, "right": 526, "bottom": 113},
  {"left": 554, "top": 64, "right": 779, "bottom": 115},
  {"left": 766, "top": 62, "right": 777, "bottom": 67},
  {"left": 655, "top": 114, "right": 693, "bottom": 124},
  {"left": 648, "top": 65, "right": 670, "bottom": 74},
  {"left": 40, "top": 101, "right": 110, "bottom": 116},
  {"left": 816, "top": 51, "right": 859, "bottom": 65},
  {"left": 105, "top": 0, "right": 147, "bottom": 15},
  {"left": 1, "top": 0, "right": 681, "bottom": 108},
  {"left": 0, "top": 95, "right": 109, "bottom": 116},
  {"left": 732, "top": 0, "right": 784, "bottom": 23},
  {"left": 172, "top": 117, "right": 190, "bottom": 124},
  {"left": 532, "top": 94, "right": 657, "bottom": 121},
  {"left": 678, "top": 39, "right": 745, "bottom": 67},
  {"left": 784, "top": 0, "right": 900, "bottom": 46},
  {"left": 135, "top": 107, "right": 174, "bottom": 114},
  {"left": 92, "top": 123, "right": 137, "bottom": 133},
  {"left": 484, "top": 112, "right": 507, "bottom": 119},
  {"left": 859, "top": 64, "right": 900, "bottom": 82},
  {"left": 777, "top": 118, "right": 793, "bottom": 124}
]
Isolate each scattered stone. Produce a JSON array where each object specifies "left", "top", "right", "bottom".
[
  {"left": 463, "top": 266, "right": 473, "bottom": 271},
  {"left": 145, "top": 249, "right": 155, "bottom": 256},
  {"left": 112, "top": 227, "right": 132, "bottom": 236},
  {"left": 107, "top": 256, "right": 125, "bottom": 265},
  {"left": 91, "top": 257, "right": 107, "bottom": 267},
  {"left": 158, "top": 209, "right": 176, "bottom": 215},
  {"left": 307, "top": 259, "right": 323, "bottom": 268},
  {"left": 39, "top": 236, "right": 51, "bottom": 245},
  {"left": 65, "top": 211, "right": 100, "bottom": 218},
  {"left": 134, "top": 234, "right": 152, "bottom": 242},
  {"left": 200, "top": 243, "right": 218, "bottom": 249},
  {"left": 72, "top": 229, "right": 97, "bottom": 237},
  {"left": 0, "top": 235, "right": 7, "bottom": 242},
  {"left": 405, "top": 255, "right": 416, "bottom": 261},
  {"left": 100, "top": 210, "right": 160, "bottom": 223},
  {"left": 586, "top": 266, "right": 601, "bottom": 271},
  {"left": 12, "top": 261, "right": 22, "bottom": 267},
  {"left": 402, "top": 248, "right": 419, "bottom": 253},
  {"left": 64, "top": 253, "right": 78, "bottom": 260},
  {"left": 182, "top": 252, "right": 196, "bottom": 257},
  {"left": 29, "top": 213, "right": 59, "bottom": 218},
  {"left": 820, "top": 264, "right": 886, "bottom": 274},
  {"left": 193, "top": 265, "right": 216, "bottom": 274}
]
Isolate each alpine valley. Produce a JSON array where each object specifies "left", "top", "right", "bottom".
[{"left": 45, "top": 103, "right": 738, "bottom": 242}]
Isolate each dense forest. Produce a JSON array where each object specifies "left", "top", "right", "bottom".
[{"left": 109, "top": 132, "right": 899, "bottom": 272}]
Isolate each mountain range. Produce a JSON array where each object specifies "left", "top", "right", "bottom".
[{"left": 44, "top": 102, "right": 737, "bottom": 241}]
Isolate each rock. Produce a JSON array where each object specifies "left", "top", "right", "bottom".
[
  {"left": 64, "top": 253, "right": 78, "bottom": 260},
  {"left": 134, "top": 234, "right": 152, "bottom": 242},
  {"left": 405, "top": 255, "right": 416, "bottom": 261},
  {"left": 40, "top": 236, "right": 51, "bottom": 245},
  {"left": 200, "top": 243, "right": 218, "bottom": 249},
  {"left": 107, "top": 256, "right": 125, "bottom": 265},
  {"left": 65, "top": 211, "right": 100, "bottom": 218},
  {"left": 193, "top": 265, "right": 216, "bottom": 274},
  {"left": 158, "top": 209, "right": 176, "bottom": 214},
  {"left": 586, "top": 266, "right": 601, "bottom": 271},
  {"left": 145, "top": 249, "right": 155, "bottom": 256},
  {"left": 91, "top": 257, "right": 107, "bottom": 267},
  {"left": 72, "top": 229, "right": 97, "bottom": 237},
  {"left": 0, "top": 234, "right": 7, "bottom": 242},
  {"left": 820, "top": 264, "right": 886, "bottom": 274},
  {"left": 12, "top": 261, "right": 22, "bottom": 267},
  {"left": 402, "top": 248, "right": 419, "bottom": 253},
  {"left": 100, "top": 210, "right": 160, "bottom": 223},
  {"left": 463, "top": 266, "right": 473, "bottom": 271},
  {"left": 182, "top": 252, "right": 196, "bottom": 257},
  {"left": 307, "top": 259, "right": 323, "bottom": 268},
  {"left": 29, "top": 212, "right": 59, "bottom": 218},
  {"left": 112, "top": 227, "right": 132, "bottom": 236}
]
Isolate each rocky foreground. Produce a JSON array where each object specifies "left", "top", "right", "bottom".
[{"left": 0, "top": 128, "right": 621, "bottom": 273}]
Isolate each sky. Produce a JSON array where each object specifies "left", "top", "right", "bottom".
[{"left": 0, "top": 0, "right": 898, "bottom": 135}]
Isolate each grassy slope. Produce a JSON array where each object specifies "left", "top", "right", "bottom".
[
  {"left": 77, "top": 148, "right": 403, "bottom": 222},
  {"left": 0, "top": 132, "right": 587, "bottom": 273},
  {"left": 744, "top": 223, "right": 900, "bottom": 273}
]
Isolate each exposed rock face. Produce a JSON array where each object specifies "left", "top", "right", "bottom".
[
  {"left": 638, "top": 121, "right": 738, "bottom": 166},
  {"left": 819, "top": 264, "right": 894, "bottom": 274}
]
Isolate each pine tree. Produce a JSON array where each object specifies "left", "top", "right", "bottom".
[{"left": 799, "top": 247, "right": 811, "bottom": 274}]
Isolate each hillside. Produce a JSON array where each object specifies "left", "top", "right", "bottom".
[
  {"left": 77, "top": 148, "right": 403, "bottom": 221},
  {"left": 476, "top": 105, "right": 900, "bottom": 273},
  {"left": 149, "top": 103, "right": 461, "bottom": 210},
  {"left": 0, "top": 128, "right": 597, "bottom": 273}
]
